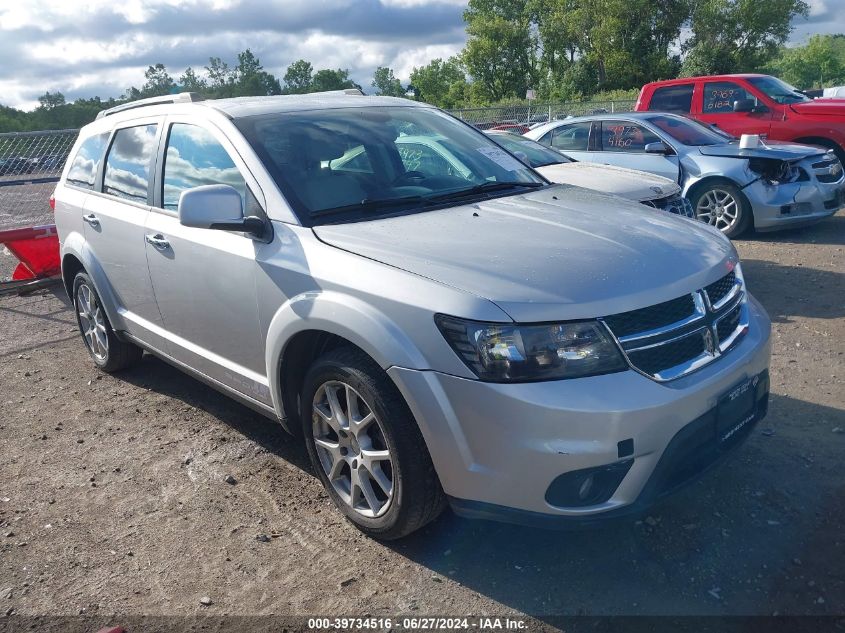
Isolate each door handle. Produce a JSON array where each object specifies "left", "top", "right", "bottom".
[
  {"left": 144, "top": 233, "right": 170, "bottom": 250},
  {"left": 82, "top": 213, "right": 100, "bottom": 228}
]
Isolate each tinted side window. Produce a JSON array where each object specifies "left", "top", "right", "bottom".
[
  {"left": 66, "top": 133, "right": 109, "bottom": 190},
  {"left": 703, "top": 82, "right": 755, "bottom": 114},
  {"left": 550, "top": 122, "right": 591, "bottom": 151},
  {"left": 600, "top": 122, "right": 661, "bottom": 153},
  {"left": 103, "top": 125, "right": 157, "bottom": 203},
  {"left": 163, "top": 124, "right": 246, "bottom": 211},
  {"left": 648, "top": 85, "right": 694, "bottom": 113}
]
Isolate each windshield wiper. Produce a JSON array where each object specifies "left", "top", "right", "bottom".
[
  {"left": 311, "top": 194, "right": 426, "bottom": 218},
  {"left": 429, "top": 180, "right": 545, "bottom": 202}
]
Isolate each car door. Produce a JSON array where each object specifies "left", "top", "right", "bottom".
[
  {"left": 143, "top": 117, "right": 271, "bottom": 404},
  {"left": 696, "top": 80, "right": 773, "bottom": 137},
  {"left": 538, "top": 121, "right": 594, "bottom": 161},
  {"left": 592, "top": 120, "right": 681, "bottom": 182},
  {"left": 82, "top": 119, "right": 169, "bottom": 350}
]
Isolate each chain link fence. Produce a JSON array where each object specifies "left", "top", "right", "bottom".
[
  {"left": 1, "top": 129, "right": 79, "bottom": 281},
  {"left": 448, "top": 100, "right": 636, "bottom": 131},
  {"left": 0, "top": 129, "right": 78, "bottom": 230}
]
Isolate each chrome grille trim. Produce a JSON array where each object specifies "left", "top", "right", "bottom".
[{"left": 601, "top": 268, "right": 748, "bottom": 382}]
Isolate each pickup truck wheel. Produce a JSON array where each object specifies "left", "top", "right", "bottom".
[
  {"left": 301, "top": 347, "right": 445, "bottom": 539},
  {"left": 73, "top": 272, "right": 142, "bottom": 372},
  {"left": 691, "top": 182, "right": 751, "bottom": 238}
]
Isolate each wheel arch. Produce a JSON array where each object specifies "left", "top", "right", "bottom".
[
  {"left": 265, "top": 291, "right": 430, "bottom": 430},
  {"left": 59, "top": 237, "right": 125, "bottom": 330},
  {"left": 685, "top": 175, "right": 754, "bottom": 233}
]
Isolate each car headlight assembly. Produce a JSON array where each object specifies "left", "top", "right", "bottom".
[{"left": 435, "top": 315, "right": 628, "bottom": 382}]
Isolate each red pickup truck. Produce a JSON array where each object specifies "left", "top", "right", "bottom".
[{"left": 635, "top": 74, "right": 845, "bottom": 163}]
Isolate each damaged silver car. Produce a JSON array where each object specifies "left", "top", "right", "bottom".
[{"left": 526, "top": 112, "right": 844, "bottom": 237}]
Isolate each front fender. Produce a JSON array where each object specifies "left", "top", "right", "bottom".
[
  {"left": 264, "top": 290, "right": 431, "bottom": 419},
  {"left": 61, "top": 232, "right": 126, "bottom": 332}
]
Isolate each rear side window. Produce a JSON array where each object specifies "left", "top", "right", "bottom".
[
  {"left": 162, "top": 124, "right": 246, "bottom": 211},
  {"left": 703, "top": 82, "right": 755, "bottom": 114},
  {"left": 103, "top": 124, "right": 158, "bottom": 203},
  {"left": 648, "top": 85, "right": 694, "bottom": 113},
  {"left": 66, "top": 133, "right": 109, "bottom": 190},
  {"left": 548, "top": 122, "right": 591, "bottom": 151}
]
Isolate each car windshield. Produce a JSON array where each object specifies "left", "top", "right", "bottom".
[
  {"left": 487, "top": 132, "right": 572, "bottom": 167},
  {"left": 646, "top": 114, "right": 730, "bottom": 146},
  {"left": 747, "top": 76, "right": 810, "bottom": 104},
  {"left": 235, "top": 106, "right": 544, "bottom": 225}
]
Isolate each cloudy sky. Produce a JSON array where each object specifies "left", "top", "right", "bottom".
[{"left": 1, "top": 0, "right": 842, "bottom": 110}]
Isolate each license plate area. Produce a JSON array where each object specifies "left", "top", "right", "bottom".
[{"left": 716, "top": 372, "right": 766, "bottom": 444}]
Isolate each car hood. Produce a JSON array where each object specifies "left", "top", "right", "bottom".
[
  {"left": 535, "top": 163, "right": 680, "bottom": 202},
  {"left": 697, "top": 140, "right": 826, "bottom": 161},
  {"left": 789, "top": 99, "right": 845, "bottom": 117},
  {"left": 313, "top": 186, "right": 736, "bottom": 322}
]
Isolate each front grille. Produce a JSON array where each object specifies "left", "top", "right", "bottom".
[
  {"left": 717, "top": 303, "right": 742, "bottom": 342},
  {"left": 627, "top": 331, "right": 706, "bottom": 377},
  {"left": 705, "top": 271, "right": 735, "bottom": 306},
  {"left": 645, "top": 194, "right": 696, "bottom": 218},
  {"left": 812, "top": 158, "right": 844, "bottom": 183},
  {"left": 602, "top": 269, "right": 747, "bottom": 381},
  {"left": 603, "top": 294, "right": 696, "bottom": 338}
]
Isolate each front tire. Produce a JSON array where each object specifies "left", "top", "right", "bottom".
[
  {"left": 301, "top": 347, "right": 445, "bottom": 539},
  {"left": 691, "top": 181, "right": 751, "bottom": 238},
  {"left": 73, "top": 272, "right": 142, "bottom": 373}
]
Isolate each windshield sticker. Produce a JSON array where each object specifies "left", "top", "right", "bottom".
[{"left": 476, "top": 146, "right": 526, "bottom": 172}]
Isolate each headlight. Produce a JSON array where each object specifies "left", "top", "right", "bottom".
[{"left": 435, "top": 315, "right": 628, "bottom": 382}]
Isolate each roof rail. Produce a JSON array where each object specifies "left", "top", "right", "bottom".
[
  {"left": 96, "top": 92, "right": 205, "bottom": 119},
  {"left": 305, "top": 88, "right": 365, "bottom": 97}
]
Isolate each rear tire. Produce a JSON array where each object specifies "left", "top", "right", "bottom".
[
  {"left": 690, "top": 181, "right": 751, "bottom": 239},
  {"left": 301, "top": 346, "right": 445, "bottom": 539},
  {"left": 72, "top": 272, "right": 142, "bottom": 373}
]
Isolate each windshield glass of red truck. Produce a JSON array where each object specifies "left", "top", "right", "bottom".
[{"left": 234, "top": 106, "right": 546, "bottom": 225}]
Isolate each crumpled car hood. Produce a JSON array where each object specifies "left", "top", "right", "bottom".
[
  {"left": 698, "top": 141, "right": 827, "bottom": 161},
  {"left": 535, "top": 162, "right": 680, "bottom": 202},
  {"left": 314, "top": 185, "right": 736, "bottom": 322}
]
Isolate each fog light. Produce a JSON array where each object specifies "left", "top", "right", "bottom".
[{"left": 578, "top": 474, "right": 595, "bottom": 500}]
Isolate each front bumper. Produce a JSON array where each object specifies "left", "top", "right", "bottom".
[
  {"left": 388, "top": 294, "right": 771, "bottom": 524},
  {"left": 744, "top": 176, "right": 843, "bottom": 231}
]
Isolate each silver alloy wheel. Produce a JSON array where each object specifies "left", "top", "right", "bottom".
[
  {"left": 76, "top": 283, "right": 108, "bottom": 360},
  {"left": 312, "top": 381, "right": 394, "bottom": 518},
  {"left": 696, "top": 188, "right": 739, "bottom": 232}
]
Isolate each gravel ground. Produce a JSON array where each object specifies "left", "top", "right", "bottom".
[{"left": 0, "top": 211, "right": 843, "bottom": 629}]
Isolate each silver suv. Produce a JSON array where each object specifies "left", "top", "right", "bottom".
[{"left": 54, "top": 91, "right": 772, "bottom": 539}]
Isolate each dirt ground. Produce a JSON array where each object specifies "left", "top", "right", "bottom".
[{"left": 0, "top": 211, "right": 843, "bottom": 630}]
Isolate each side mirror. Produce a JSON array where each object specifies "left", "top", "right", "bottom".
[
  {"left": 644, "top": 141, "right": 670, "bottom": 155},
  {"left": 733, "top": 98, "right": 755, "bottom": 113},
  {"left": 178, "top": 184, "right": 265, "bottom": 236}
]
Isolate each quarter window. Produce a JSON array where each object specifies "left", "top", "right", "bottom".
[
  {"left": 648, "top": 85, "right": 694, "bottom": 113},
  {"left": 103, "top": 124, "right": 158, "bottom": 203},
  {"left": 599, "top": 122, "right": 661, "bottom": 153},
  {"left": 162, "top": 124, "right": 246, "bottom": 211},
  {"left": 66, "top": 133, "right": 109, "bottom": 190},
  {"left": 703, "top": 82, "right": 755, "bottom": 114},
  {"left": 549, "top": 122, "right": 591, "bottom": 151}
]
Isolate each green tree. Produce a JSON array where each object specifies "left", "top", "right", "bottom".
[
  {"left": 771, "top": 34, "right": 845, "bottom": 89},
  {"left": 232, "top": 49, "right": 281, "bottom": 96},
  {"left": 682, "top": 0, "right": 809, "bottom": 76},
  {"left": 311, "top": 68, "right": 360, "bottom": 92},
  {"left": 372, "top": 66, "right": 405, "bottom": 96},
  {"left": 179, "top": 67, "right": 208, "bottom": 93},
  {"left": 283, "top": 59, "right": 313, "bottom": 94},
  {"left": 462, "top": 0, "right": 537, "bottom": 102},
  {"left": 205, "top": 56, "right": 235, "bottom": 96},
  {"left": 409, "top": 57, "right": 467, "bottom": 107},
  {"left": 37, "top": 91, "right": 66, "bottom": 110},
  {"left": 141, "top": 63, "right": 176, "bottom": 97}
]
